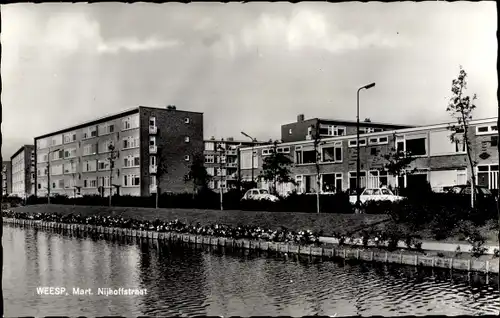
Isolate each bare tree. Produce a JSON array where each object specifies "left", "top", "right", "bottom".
[
  {"left": 107, "top": 142, "right": 118, "bottom": 207},
  {"left": 446, "top": 66, "right": 477, "bottom": 207}
]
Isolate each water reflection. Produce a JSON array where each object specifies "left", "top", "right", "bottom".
[{"left": 3, "top": 225, "right": 499, "bottom": 317}]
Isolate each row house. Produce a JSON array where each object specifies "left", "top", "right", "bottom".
[
  {"left": 204, "top": 137, "right": 269, "bottom": 192},
  {"left": 239, "top": 117, "right": 498, "bottom": 195},
  {"left": 10, "top": 145, "right": 35, "bottom": 198},
  {"left": 34, "top": 106, "right": 203, "bottom": 197},
  {"left": 281, "top": 114, "right": 414, "bottom": 143}
]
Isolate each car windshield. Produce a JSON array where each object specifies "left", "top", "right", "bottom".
[
  {"left": 363, "top": 189, "right": 374, "bottom": 195},
  {"left": 381, "top": 189, "right": 391, "bottom": 195},
  {"left": 479, "top": 187, "right": 492, "bottom": 195},
  {"left": 260, "top": 190, "right": 269, "bottom": 194}
]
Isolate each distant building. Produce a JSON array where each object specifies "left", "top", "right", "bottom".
[
  {"left": 2, "top": 161, "right": 12, "bottom": 196},
  {"left": 281, "top": 114, "right": 415, "bottom": 143},
  {"left": 34, "top": 105, "right": 203, "bottom": 197},
  {"left": 11, "top": 145, "right": 36, "bottom": 198},
  {"left": 203, "top": 137, "right": 269, "bottom": 192},
  {"left": 241, "top": 117, "right": 498, "bottom": 195}
]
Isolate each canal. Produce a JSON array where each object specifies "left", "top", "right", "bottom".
[{"left": 3, "top": 224, "right": 499, "bottom": 316}]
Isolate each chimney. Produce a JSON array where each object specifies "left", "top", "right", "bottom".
[{"left": 297, "top": 114, "right": 305, "bottom": 122}]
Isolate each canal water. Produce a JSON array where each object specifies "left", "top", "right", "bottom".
[{"left": 3, "top": 224, "right": 499, "bottom": 317}]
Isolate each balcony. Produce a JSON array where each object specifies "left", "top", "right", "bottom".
[
  {"left": 149, "top": 125, "right": 157, "bottom": 134},
  {"left": 226, "top": 162, "right": 237, "bottom": 168},
  {"left": 149, "top": 145, "right": 157, "bottom": 154},
  {"left": 149, "top": 165, "right": 157, "bottom": 174},
  {"left": 226, "top": 150, "right": 237, "bottom": 155},
  {"left": 150, "top": 184, "right": 157, "bottom": 193}
]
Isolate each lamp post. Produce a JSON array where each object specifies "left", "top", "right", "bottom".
[
  {"left": 47, "top": 147, "right": 61, "bottom": 204},
  {"left": 217, "top": 145, "right": 225, "bottom": 210},
  {"left": 241, "top": 131, "right": 256, "bottom": 186},
  {"left": 356, "top": 82, "right": 376, "bottom": 210}
]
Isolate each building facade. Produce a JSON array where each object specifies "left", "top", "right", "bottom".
[
  {"left": 10, "top": 145, "right": 35, "bottom": 198},
  {"left": 34, "top": 106, "right": 203, "bottom": 197},
  {"left": 2, "top": 161, "right": 12, "bottom": 196},
  {"left": 281, "top": 114, "right": 415, "bottom": 143},
  {"left": 204, "top": 137, "right": 269, "bottom": 192},
  {"left": 240, "top": 117, "right": 498, "bottom": 195}
]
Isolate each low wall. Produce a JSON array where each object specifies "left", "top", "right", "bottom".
[{"left": 3, "top": 217, "right": 498, "bottom": 274}]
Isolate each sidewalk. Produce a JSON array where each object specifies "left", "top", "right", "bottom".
[{"left": 320, "top": 236, "right": 499, "bottom": 255}]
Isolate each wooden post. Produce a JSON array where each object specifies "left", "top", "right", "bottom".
[
  {"left": 385, "top": 252, "right": 388, "bottom": 263},
  {"left": 356, "top": 249, "right": 360, "bottom": 259},
  {"left": 432, "top": 257, "right": 435, "bottom": 268},
  {"left": 467, "top": 259, "right": 471, "bottom": 272},
  {"left": 415, "top": 255, "right": 418, "bottom": 266},
  {"left": 450, "top": 258, "right": 453, "bottom": 270},
  {"left": 485, "top": 261, "right": 489, "bottom": 274}
]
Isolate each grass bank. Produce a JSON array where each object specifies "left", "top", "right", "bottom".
[{"left": 10, "top": 204, "right": 390, "bottom": 237}]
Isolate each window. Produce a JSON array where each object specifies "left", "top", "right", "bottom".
[
  {"left": 429, "top": 130, "right": 466, "bottom": 156},
  {"left": 368, "top": 136, "right": 389, "bottom": 145},
  {"left": 98, "top": 160, "right": 110, "bottom": 171},
  {"left": 216, "top": 142, "right": 226, "bottom": 150},
  {"left": 123, "top": 136, "right": 140, "bottom": 149},
  {"left": 51, "top": 135, "right": 63, "bottom": 146},
  {"left": 52, "top": 150, "right": 64, "bottom": 161},
  {"left": 150, "top": 156, "right": 157, "bottom": 167},
  {"left": 82, "top": 126, "right": 97, "bottom": 139},
  {"left": 321, "top": 142, "right": 343, "bottom": 163},
  {"left": 405, "top": 137, "right": 427, "bottom": 156},
  {"left": 216, "top": 168, "right": 227, "bottom": 176},
  {"left": 321, "top": 173, "right": 343, "bottom": 193},
  {"left": 288, "top": 128, "right": 293, "bottom": 135},
  {"left": 205, "top": 142, "right": 215, "bottom": 151},
  {"left": 184, "top": 118, "right": 190, "bottom": 124},
  {"left": 206, "top": 167, "right": 215, "bottom": 176},
  {"left": 262, "top": 148, "right": 275, "bottom": 156},
  {"left": 205, "top": 155, "right": 215, "bottom": 163},
  {"left": 368, "top": 170, "right": 388, "bottom": 188},
  {"left": 37, "top": 139, "right": 48, "bottom": 150},
  {"left": 491, "top": 136, "right": 498, "bottom": 147},
  {"left": 123, "top": 174, "right": 140, "bottom": 187},
  {"left": 98, "top": 123, "right": 115, "bottom": 136},
  {"left": 370, "top": 148, "right": 377, "bottom": 156},
  {"left": 295, "top": 146, "right": 316, "bottom": 164},
  {"left": 99, "top": 140, "right": 113, "bottom": 153},
  {"left": 63, "top": 132, "right": 77, "bottom": 143},
  {"left": 396, "top": 136, "right": 405, "bottom": 152},
  {"left": 150, "top": 175, "right": 157, "bottom": 187},
  {"left": 318, "top": 125, "right": 347, "bottom": 137},
  {"left": 184, "top": 155, "right": 190, "bottom": 161},
  {"left": 123, "top": 155, "right": 140, "bottom": 168},
  {"left": 476, "top": 124, "right": 498, "bottom": 135},
  {"left": 82, "top": 160, "right": 97, "bottom": 172},
  {"left": 82, "top": 143, "right": 97, "bottom": 156},
  {"left": 149, "top": 117, "right": 156, "bottom": 127},
  {"left": 349, "top": 171, "right": 367, "bottom": 190},
  {"left": 38, "top": 154, "right": 48, "bottom": 163},
  {"left": 348, "top": 139, "right": 367, "bottom": 148},
  {"left": 122, "top": 115, "right": 140, "bottom": 131},
  {"left": 477, "top": 164, "right": 499, "bottom": 190},
  {"left": 63, "top": 162, "right": 77, "bottom": 174},
  {"left": 50, "top": 164, "right": 63, "bottom": 176},
  {"left": 276, "top": 147, "right": 290, "bottom": 153},
  {"left": 64, "top": 148, "right": 77, "bottom": 158},
  {"left": 185, "top": 136, "right": 190, "bottom": 143},
  {"left": 149, "top": 136, "right": 156, "bottom": 146}
]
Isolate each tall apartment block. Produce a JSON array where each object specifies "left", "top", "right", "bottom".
[
  {"left": 34, "top": 106, "right": 203, "bottom": 197},
  {"left": 282, "top": 114, "right": 414, "bottom": 142},
  {"left": 2, "top": 161, "right": 12, "bottom": 196},
  {"left": 240, "top": 117, "right": 498, "bottom": 195},
  {"left": 10, "top": 145, "right": 35, "bottom": 198},
  {"left": 204, "top": 137, "right": 269, "bottom": 191}
]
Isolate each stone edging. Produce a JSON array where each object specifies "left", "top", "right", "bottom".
[{"left": 4, "top": 217, "right": 498, "bottom": 274}]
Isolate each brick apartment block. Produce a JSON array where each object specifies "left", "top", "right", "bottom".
[
  {"left": 34, "top": 106, "right": 203, "bottom": 197},
  {"left": 239, "top": 117, "right": 498, "bottom": 195}
]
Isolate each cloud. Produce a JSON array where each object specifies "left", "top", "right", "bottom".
[
  {"left": 214, "top": 8, "right": 411, "bottom": 57},
  {"left": 97, "top": 37, "right": 182, "bottom": 54}
]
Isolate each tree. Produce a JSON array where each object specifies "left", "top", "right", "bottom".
[
  {"left": 381, "top": 133, "right": 417, "bottom": 195},
  {"left": 107, "top": 142, "right": 118, "bottom": 207},
  {"left": 185, "top": 154, "right": 212, "bottom": 195},
  {"left": 154, "top": 150, "right": 169, "bottom": 209},
  {"left": 446, "top": 66, "right": 478, "bottom": 207},
  {"left": 310, "top": 123, "right": 323, "bottom": 214},
  {"left": 259, "top": 140, "right": 295, "bottom": 195}
]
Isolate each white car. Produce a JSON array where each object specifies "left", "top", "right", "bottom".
[
  {"left": 349, "top": 187, "right": 404, "bottom": 205},
  {"left": 241, "top": 188, "right": 280, "bottom": 202}
]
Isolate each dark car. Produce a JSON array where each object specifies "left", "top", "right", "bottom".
[{"left": 447, "top": 185, "right": 497, "bottom": 201}]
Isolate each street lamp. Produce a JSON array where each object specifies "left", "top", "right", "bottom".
[
  {"left": 241, "top": 131, "right": 256, "bottom": 185},
  {"left": 217, "top": 144, "right": 225, "bottom": 210},
  {"left": 356, "top": 82, "right": 376, "bottom": 210},
  {"left": 47, "top": 147, "right": 61, "bottom": 204}
]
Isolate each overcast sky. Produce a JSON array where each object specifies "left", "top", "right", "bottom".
[{"left": 1, "top": 2, "right": 497, "bottom": 159}]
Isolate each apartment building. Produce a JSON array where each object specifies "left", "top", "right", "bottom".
[
  {"left": 240, "top": 117, "right": 498, "bottom": 195},
  {"left": 204, "top": 137, "right": 269, "bottom": 192},
  {"left": 281, "top": 114, "right": 415, "bottom": 143},
  {"left": 34, "top": 106, "right": 203, "bottom": 197},
  {"left": 10, "top": 145, "right": 36, "bottom": 198},
  {"left": 2, "top": 161, "right": 12, "bottom": 196}
]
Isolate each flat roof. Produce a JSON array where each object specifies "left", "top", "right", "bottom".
[
  {"left": 282, "top": 117, "right": 415, "bottom": 128},
  {"left": 34, "top": 106, "right": 203, "bottom": 140},
  {"left": 204, "top": 139, "right": 269, "bottom": 144},
  {"left": 242, "top": 117, "right": 498, "bottom": 151},
  {"left": 11, "top": 145, "right": 35, "bottom": 160}
]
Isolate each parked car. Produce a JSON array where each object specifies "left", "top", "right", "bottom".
[
  {"left": 241, "top": 188, "right": 280, "bottom": 202},
  {"left": 69, "top": 194, "right": 83, "bottom": 199},
  {"left": 447, "top": 185, "right": 497, "bottom": 200},
  {"left": 349, "top": 187, "right": 405, "bottom": 205}
]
